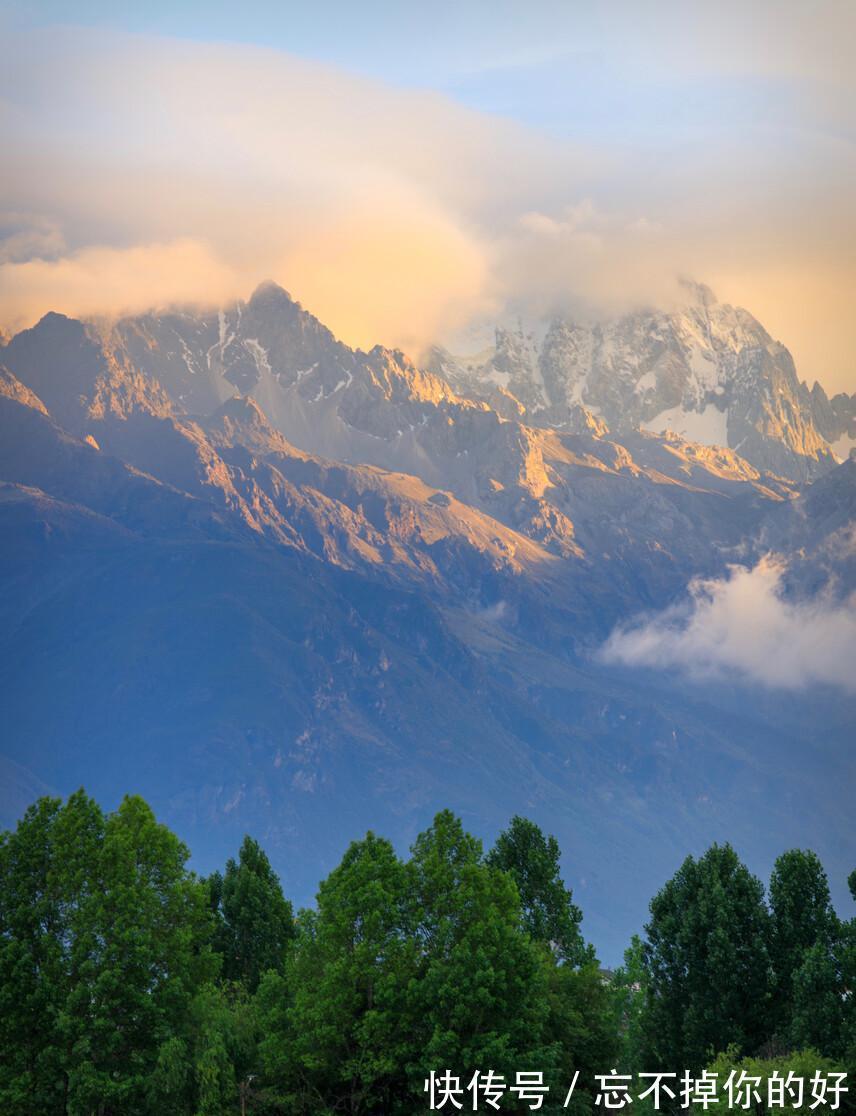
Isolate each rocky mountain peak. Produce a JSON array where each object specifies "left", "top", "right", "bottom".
[
  {"left": 3, "top": 313, "right": 173, "bottom": 434},
  {"left": 432, "top": 283, "right": 847, "bottom": 482},
  {"left": 205, "top": 393, "right": 301, "bottom": 459},
  {"left": 0, "top": 366, "right": 49, "bottom": 415},
  {"left": 245, "top": 280, "right": 314, "bottom": 327},
  {"left": 248, "top": 279, "right": 296, "bottom": 307}
]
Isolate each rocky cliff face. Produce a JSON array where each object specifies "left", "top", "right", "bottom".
[{"left": 427, "top": 282, "right": 852, "bottom": 482}]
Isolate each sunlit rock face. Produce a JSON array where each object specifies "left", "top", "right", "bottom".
[{"left": 428, "top": 281, "right": 850, "bottom": 482}]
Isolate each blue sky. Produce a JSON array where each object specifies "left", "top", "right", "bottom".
[{"left": 5, "top": 0, "right": 837, "bottom": 139}]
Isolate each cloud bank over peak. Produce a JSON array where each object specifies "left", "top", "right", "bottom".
[
  {"left": 599, "top": 560, "right": 856, "bottom": 694},
  {"left": 0, "top": 16, "right": 854, "bottom": 390}
]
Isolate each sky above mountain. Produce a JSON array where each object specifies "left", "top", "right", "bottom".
[{"left": 1, "top": 0, "right": 854, "bottom": 393}]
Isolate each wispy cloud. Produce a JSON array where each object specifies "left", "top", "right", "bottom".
[
  {"left": 0, "top": 16, "right": 854, "bottom": 389},
  {"left": 599, "top": 559, "right": 856, "bottom": 693}
]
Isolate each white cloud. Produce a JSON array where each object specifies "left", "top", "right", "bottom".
[
  {"left": 0, "top": 21, "right": 854, "bottom": 390},
  {"left": 599, "top": 559, "right": 856, "bottom": 693}
]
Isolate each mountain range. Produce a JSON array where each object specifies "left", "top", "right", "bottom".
[{"left": 0, "top": 281, "right": 853, "bottom": 962}]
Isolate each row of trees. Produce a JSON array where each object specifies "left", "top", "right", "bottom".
[
  {"left": 612, "top": 846, "right": 856, "bottom": 1076},
  {"left": 0, "top": 791, "right": 853, "bottom": 1115}
]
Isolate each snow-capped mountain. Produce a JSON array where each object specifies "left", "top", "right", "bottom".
[
  {"left": 426, "top": 282, "right": 855, "bottom": 481},
  {"left": 4, "top": 286, "right": 798, "bottom": 615}
]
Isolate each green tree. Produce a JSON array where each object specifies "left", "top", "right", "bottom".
[
  {"left": 190, "top": 983, "right": 262, "bottom": 1116},
  {"left": 0, "top": 791, "right": 216, "bottom": 1116},
  {"left": 148, "top": 986, "right": 256, "bottom": 1116},
  {"left": 609, "top": 934, "right": 649, "bottom": 1076},
  {"left": 786, "top": 865, "right": 856, "bottom": 1065},
  {"left": 487, "top": 815, "right": 589, "bottom": 965},
  {"left": 0, "top": 792, "right": 102, "bottom": 1114},
  {"left": 210, "top": 835, "right": 295, "bottom": 992},
  {"left": 485, "top": 818, "right": 616, "bottom": 1113},
  {"left": 769, "top": 850, "right": 840, "bottom": 1045},
  {"left": 406, "top": 811, "right": 550, "bottom": 1097},
  {"left": 842, "top": 916, "right": 856, "bottom": 1087},
  {"left": 540, "top": 960, "right": 618, "bottom": 1116},
  {"left": 258, "top": 831, "right": 415, "bottom": 1115},
  {"left": 65, "top": 795, "right": 218, "bottom": 1114},
  {"left": 642, "top": 843, "right": 774, "bottom": 1071},
  {"left": 789, "top": 942, "right": 847, "bottom": 1058}
]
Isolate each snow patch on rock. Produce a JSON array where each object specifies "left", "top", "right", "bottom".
[{"left": 643, "top": 405, "right": 729, "bottom": 448}]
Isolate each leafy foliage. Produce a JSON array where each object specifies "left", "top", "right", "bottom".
[
  {"left": 259, "top": 831, "right": 414, "bottom": 1114},
  {"left": 610, "top": 934, "right": 649, "bottom": 1076},
  {"left": 1, "top": 793, "right": 852, "bottom": 1115},
  {"left": 0, "top": 791, "right": 216, "bottom": 1115},
  {"left": 641, "top": 844, "right": 774, "bottom": 1071},
  {"left": 769, "top": 850, "right": 841, "bottom": 1047},
  {"left": 704, "top": 1047, "right": 851, "bottom": 1116},
  {"left": 486, "top": 814, "right": 589, "bottom": 965},
  {"left": 209, "top": 835, "right": 295, "bottom": 992}
]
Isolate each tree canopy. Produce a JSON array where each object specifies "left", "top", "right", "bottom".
[
  {"left": 1, "top": 793, "right": 852, "bottom": 1115},
  {"left": 486, "top": 814, "right": 589, "bottom": 965},
  {"left": 209, "top": 835, "right": 295, "bottom": 992},
  {"left": 641, "top": 843, "right": 774, "bottom": 1071}
]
